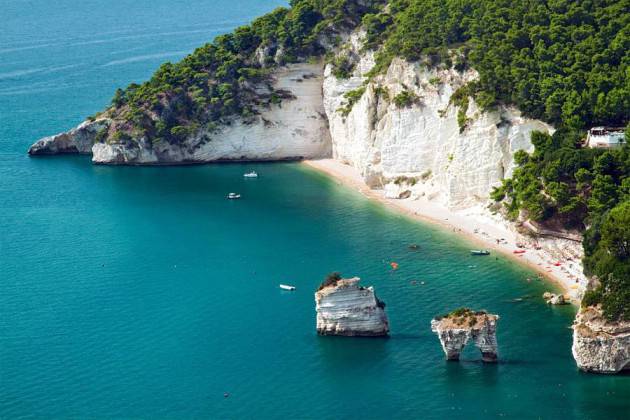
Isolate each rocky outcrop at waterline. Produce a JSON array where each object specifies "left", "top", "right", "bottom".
[
  {"left": 572, "top": 306, "right": 630, "bottom": 374},
  {"left": 315, "top": 276, "right": 389, "bottom": 337},
  {"left": 29, "top": 64, "right": 331, "bottom": 165},
  {"left": 431, "top": 308, "right": 499, "bottom": 362},
  {"left": 28, "top": 119, "right": 110, "bottom": 155},
  {"left": 543, "top": 292, "right": 568, "bottom": 305}
]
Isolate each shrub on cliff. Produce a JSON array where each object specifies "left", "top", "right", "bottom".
[
  {"left": 392, "top": 90, "right": 418, "bottom": 108},
  {"left": 318, "top": 272, "right": 342, "bottom": 291},
  {"left": 330, "top": 54, "right": 355, "bottom": 79},
  {"left": 337, "top": 86, "right": 366, "bottom": 117}
]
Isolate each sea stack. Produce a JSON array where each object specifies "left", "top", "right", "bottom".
[
  {"left": 572, "top": 306, "right": 630, "bottom": 374},
  {"left": 315, "top": 274, "right": 389, "bottom": 337},
  {"left": 431, "top": 308, "right": 499, "bottom": 362}
]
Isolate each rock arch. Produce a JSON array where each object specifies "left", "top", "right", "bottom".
[{"left": 431, "top": 309, "right": 499, "bottom": 362}]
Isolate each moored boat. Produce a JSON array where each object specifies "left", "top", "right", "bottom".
[
  {"left": 279, "top": 284, "right": 296, "bottom": 291},
  {"left": 470, "top": 250, "right": 490, "bottom": 256}
]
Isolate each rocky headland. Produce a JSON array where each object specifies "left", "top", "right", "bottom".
[
  {"left": 315, "top": 275, "right": 389, "bottom": 337},
  {"left": 29, "top": 64, "right": 330, "bottom": 164},
  {"left": 572, "top": 306, "right": 630, "bottom": 374},
  {"left": 431, "top": 308, "right": 499, "bottom": 362}
]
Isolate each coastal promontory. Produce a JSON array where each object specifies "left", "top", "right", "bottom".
[
  {"left": 572, "top": 306, "right": 630, "bottom": 374},
  {"left": 315, "top": 273, "right": 389, "bottom": 337}
]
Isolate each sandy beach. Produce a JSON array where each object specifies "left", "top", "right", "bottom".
[{"left": 304, "top": 158, "right": 587, "bottom": 303}]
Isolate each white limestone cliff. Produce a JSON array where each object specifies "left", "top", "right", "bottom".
[
  {"left": 315, "top": 277, "right": 389, "bottom": 336},
  {"left": 572, "top": 306, "right": 630, "bottom": 374},
  {"left": 92, "top": 63, "right": 331, "bottom": 164},
  {"left": 322, "top": 32, "right": 553, "bottom": 209},
  {"left": 431, "top": 309, "right": 499, "bottom": 362},
  {"left": 31, "top": 63, "right": 331, "bottom": 164}
]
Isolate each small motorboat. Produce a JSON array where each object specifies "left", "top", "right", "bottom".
[
  {"left": 243, "top": 171, "right": 258, "bottom": 178},
  {"left": 470, "top": 250, "right": 490, "bottom": 256},
  {"left": 279, "top": 284, "right": 296, "bottom": 291},
  {"left": 227, "top": 193, "right": 241, "bottom": 199}
]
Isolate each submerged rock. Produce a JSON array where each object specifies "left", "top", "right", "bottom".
[
  {"left": 543, "top": 292, "right": 567, "bottom": 305},
  {"left": 431, "top": 309, "right": 499, "bottom": 362},
  {"left": 315, "top": 276, "right": 389, "bottom": 337},
  {"left": 572, "top": 306, "right": 630, "bottom": 374},
  {"left": 28, "top": 119, "right": 110, "bottom": 155}
]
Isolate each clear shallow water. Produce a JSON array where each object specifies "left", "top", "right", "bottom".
[{"left": 1, "top": 1, "right": 628, "bottom": 418}]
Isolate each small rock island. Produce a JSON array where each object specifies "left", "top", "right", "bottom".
[
  {"left": 572, "top": 306, "right": 630, "bottom": 374},
  {"left": 543, "top": 292, "right": 568, "bottom": 305},
  {"left": 315, "top": 273, "right": 389, "bottom": 337},
  {"left": 431, "top": 308, "right": 499, "bottom": 362}
]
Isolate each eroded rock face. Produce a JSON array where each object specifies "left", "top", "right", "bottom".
[
  {"left": 315, "top": 277, "right": 389, "bottom": 336},
  {"left": 572, "top": 306, "right": 630, "bottom": 374},
  {"left": 322, "top": 32, "right": 553, "bottom": 209},
  {"left": 30, "top": 64, "right": 331, "bottom": 165},
  {"left": 431, "top": 310, "right": 499, "bottom": 362},
  {"left": 28, "top": 119, "right": 110, "bottom": 155}
]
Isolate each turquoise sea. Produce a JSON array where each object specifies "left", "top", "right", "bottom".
[{"left": 1, "top": 1, "right": 628, "bottom": 418}]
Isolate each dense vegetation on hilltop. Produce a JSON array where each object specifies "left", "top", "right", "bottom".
[
  {"left": 97, "top": 0, "right": 383, "bottom": 145},
  {"left": 362, "top": 0, "right": 629, "bottom": 129},
  {"left": 358, "top": 0, "right": 629, "bottom": 320}
]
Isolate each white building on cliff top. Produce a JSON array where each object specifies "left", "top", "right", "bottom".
[{"left": 586, "top": 127, "right": 626, "bottom": 149}]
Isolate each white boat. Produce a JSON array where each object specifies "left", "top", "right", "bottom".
[
  {"left": 227, "top": 193, "right": 241, "bottom": 199},
  {"left": 243, "top": 171, "right": 258, "bottom": 178},
  {"left": 470, "top": 250, "right": 490, "bottom": 256},
  {"left": 279, "top": 284, "right": 296, "bottom": 291}
]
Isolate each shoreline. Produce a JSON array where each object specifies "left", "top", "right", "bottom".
[{"left": 303, "top": 158, "right": 586, "bottom": 304}]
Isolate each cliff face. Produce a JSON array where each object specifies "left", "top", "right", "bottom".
[
  {"left": 29, "top": 32, "right": 552, "bottom": 206},
  {"left": 315, "top": 277, "right": 389, "bottom": 336},
  {"left": 322, "top": 33, "right": 553, "bottom": 209},
  {"left": 572, "top": 306, "right": 630, "bottom": 374},
  {"left": 31, "top": 64, "right": 331, "bottom": 164},
  {"left": 431, "top": 310, "right": 499, "bottom": 362}
]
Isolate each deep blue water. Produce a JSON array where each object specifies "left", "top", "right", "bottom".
[{"left": 1, "top": 1, "right": 628, "bottom": 418}]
